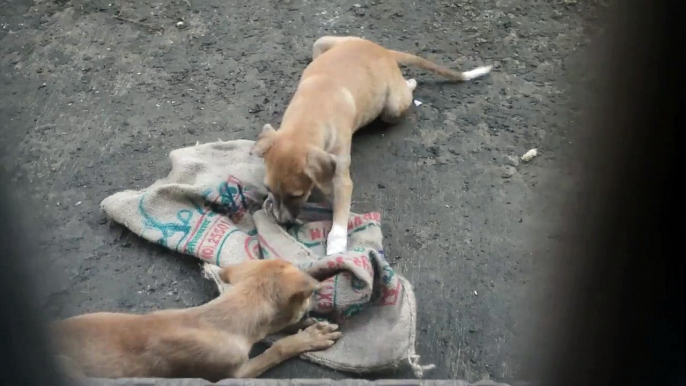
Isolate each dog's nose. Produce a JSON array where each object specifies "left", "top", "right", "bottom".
[
  {"left": 276, "top": 211, "right": 294, "bottom": 225},
  {"left": 275, "top": 209, "right": 295, "bottom": 225},
  {"left": 264, "top": 194, "right": 297, "bottom": 225},
  {"left": 264, "top": 196, "right": 279, "bottom": 221}
]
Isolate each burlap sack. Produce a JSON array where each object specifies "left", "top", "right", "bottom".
[{"left": 101, "top": 140, "right": 434, "bottom": 376}]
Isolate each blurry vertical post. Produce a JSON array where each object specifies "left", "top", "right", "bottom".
[
  {"left": 528, "top": 1, "right": 683, "bottom": 386},
  {"left": 0, "top": 179, "right": 71, "bottom": 385}
]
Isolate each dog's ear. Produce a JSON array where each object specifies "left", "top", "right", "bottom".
[
  {"left": 287, "top": 275, "right": 320, "bottom": 304},
  {"left": 218, "top": 265, "right": 237, "bottom": 284},
  {"left": 305, "top": 148, "right": 337, "bottom": 184},
  {"left": 250, "top": 124, "right": 277, "bottom": 157},
  {"left": 219, "top": 262, "right": 256, "bottom": 284}
]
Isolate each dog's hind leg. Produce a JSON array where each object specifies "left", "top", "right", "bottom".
[
  {"left": 380, "top": 75, "right": 416, "bottom": 124},
  {"left": 312, "top": 36, "right": 361, "bottom": 60},
  {"left": 152, "top": 328, "right": 246, "bottom": 380}
]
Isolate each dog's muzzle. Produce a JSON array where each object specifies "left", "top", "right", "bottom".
[{"left": 265, "top": 194, "right": 296, "bottom": 224}]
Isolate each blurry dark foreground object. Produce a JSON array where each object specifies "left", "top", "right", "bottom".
[
  {"left": 0, "top": 0, "right": 683, "bottom": 385},
  {"left": 0, "top": 184, "right": 71, "bottom": 385},
  {"left": 532, "top": 0, "right": 684, "bottom": 385}
]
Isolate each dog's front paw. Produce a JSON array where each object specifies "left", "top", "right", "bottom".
[
  {"left": 326, "top": 225, "right": 348, "bottom": 255},
  {"left": 296, "top": 321, "right": 342, "bottom": 351}
]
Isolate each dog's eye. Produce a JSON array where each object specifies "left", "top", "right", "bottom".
[{"left": 265, "top": 186, "right": 272, "bottom": 194}]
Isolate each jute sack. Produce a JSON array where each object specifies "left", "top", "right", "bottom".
[{"left": 101, "top": 140, "right": 434, "bottom": 376}]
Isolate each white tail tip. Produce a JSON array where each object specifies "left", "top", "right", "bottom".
[{"left": 461, "top": 65, "right": 493, "bottom": 81}]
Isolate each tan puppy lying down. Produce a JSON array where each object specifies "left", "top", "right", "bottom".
[
  {"left": 251, "top": 36, "right": 492, "bottom": 255},
  {"left": 52, "top": 260, "right": 340, "bottom": 381}
]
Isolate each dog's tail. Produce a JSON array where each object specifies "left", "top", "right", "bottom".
[{"left": 389, "top": 50, "right": 492, "bottom": 82}]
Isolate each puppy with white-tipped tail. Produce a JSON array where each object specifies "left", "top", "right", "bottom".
[{"left": 252, "top": 36, "right": 492, "bottom": 256}]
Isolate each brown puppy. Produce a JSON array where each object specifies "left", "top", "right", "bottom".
[
  {"left": 52, "top": 259, "right": 341, "bottom": 381},
  {"left": 251, "top": 36, "right": 492, "bottom": 255}
]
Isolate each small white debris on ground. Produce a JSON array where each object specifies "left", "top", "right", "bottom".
[
  {"left": 75, "top": 201, "right": 82, "bottom": 206},
  {"left": 413, "top": 99, "right": 423, "bottom": 106},
  {"left": 521, "top": 148, "right": 538, "bottom": 162}
]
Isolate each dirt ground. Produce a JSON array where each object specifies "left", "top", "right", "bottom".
[{"left": 1, "top": 0, "right": 604, "bottom": 382}]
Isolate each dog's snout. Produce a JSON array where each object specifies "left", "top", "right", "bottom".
[
  {"left": 275, "top": 209, "right": 295, "bottom": 224},
  {"left": 264, "top": 195, "right": 275, "bottom": 211},
  {"left": 265, "top": 194, "right": 296, "bottom": 224}
]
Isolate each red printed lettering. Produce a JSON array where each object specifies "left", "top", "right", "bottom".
[
  {"left": 316, "top": 279, "right": 336, "bottom": 311},
  {"left": 197, "top": 219, "right": 233, "bottom": 261},
  {"left": 354, "top": 216, "right": 363, "bottom": 227},
  {"left": 326, "top": 256, "right": 345, "bottom": 269},
  {"left": 380, "top": 282, "right": 402, "bottom": 306},
  {"left": 352, "top": 256, "right": 370, "bottom": 271},
  {"left": 309, "top": 228, "right": 323, "bottom": 241}
]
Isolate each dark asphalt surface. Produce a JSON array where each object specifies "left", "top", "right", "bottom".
[{"left": 0, "top": 0, "right": 604, "bottom": 382}]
